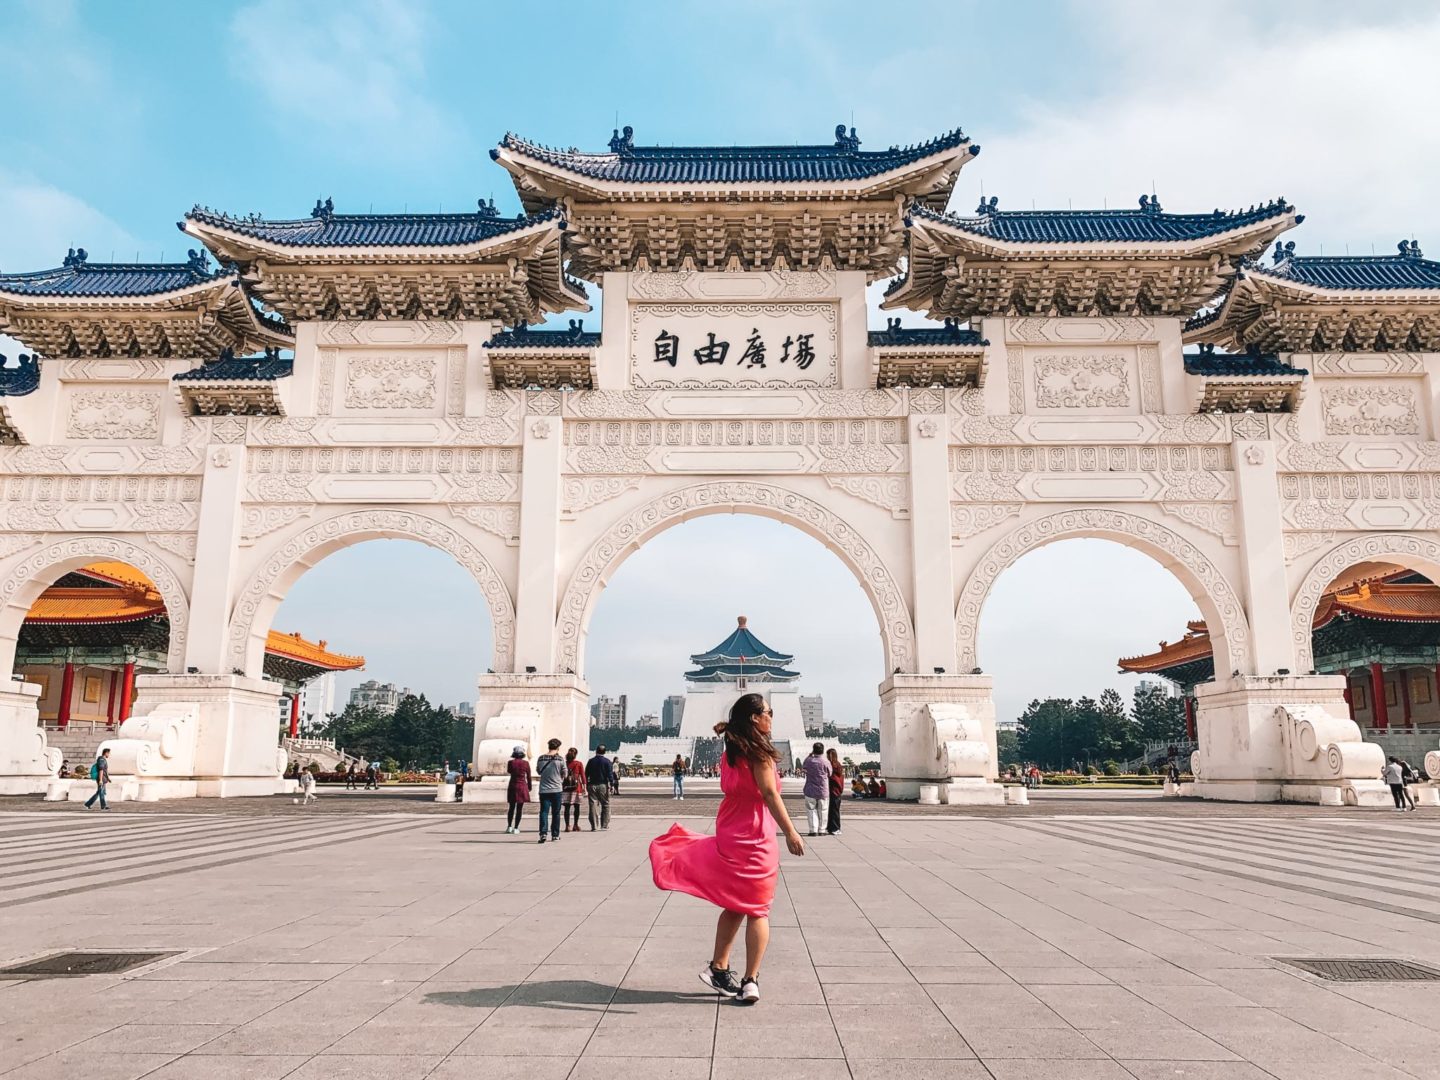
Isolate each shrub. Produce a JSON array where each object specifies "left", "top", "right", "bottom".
[
  {"left": 1084, "top": 764, "right": 1100, "bottom": 776},
  {"left": 1102, "top": 760, "right": 1120, "bottom": 777},
  {"left": 1136, "top": 764, "right": 1152, "bottom": 776}
]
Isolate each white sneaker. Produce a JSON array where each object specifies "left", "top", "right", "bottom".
[{"left": 739, "top": 977, "right": 760, "bottom": 1005}]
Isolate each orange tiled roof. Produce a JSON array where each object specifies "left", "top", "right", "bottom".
[
  {"left": 76, "top": 562, "right": 160, "bottom": 592},
  {"left": 1121, "top": 571, "right": 1440, "bottom": 673},
  {"left": 265, "top": 630, "right": 365, "bottom": 671}
]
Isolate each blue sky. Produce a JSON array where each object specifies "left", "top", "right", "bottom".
[{"left": 4, "top": 1, "right": 1438, "bottom": 723}]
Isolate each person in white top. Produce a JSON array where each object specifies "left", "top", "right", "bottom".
[{"left": 1383, "top": 758, "right": 1408, "bottom": 811}]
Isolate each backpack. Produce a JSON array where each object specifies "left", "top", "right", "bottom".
[{"left": 89, "top": 761, "right": 99, "bottom": 780}]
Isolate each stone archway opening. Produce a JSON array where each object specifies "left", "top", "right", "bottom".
[
  {"left": 238, "top": 524, "right": 505, "bottom": 772},
  {"left": 1290, "top": 537, "right": 1440, "bottom": 767},
  {"left": 582, "top": 513, "right": 885, "bottom": 774},
  {"left": 976, "top": 538, "right": 1203, "bottom": 779}
]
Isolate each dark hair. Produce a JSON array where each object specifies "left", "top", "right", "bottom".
[
  {"left": 812, "top": 741, "right": 824, "bottom": 754},
  {"left": 596, "top": 744, "right": 606, "bottom": 754},
  {"left": 548, "top": 738, "right": 562, "bottom": 750},
  {"left": 715, "top": 693, "right": 780, "bottom": 767}
]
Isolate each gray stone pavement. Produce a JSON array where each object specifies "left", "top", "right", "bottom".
[{"left": 1, "top": 798, "right": 1438, "bottom": 1080}]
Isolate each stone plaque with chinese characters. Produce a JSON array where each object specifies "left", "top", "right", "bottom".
[{"left": 629, "top": 302, "right": 838, "bottom": 388}]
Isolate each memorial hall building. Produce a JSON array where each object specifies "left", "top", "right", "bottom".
[{"left": 2, "top": 120, "right": 1439, "bottom": 805}]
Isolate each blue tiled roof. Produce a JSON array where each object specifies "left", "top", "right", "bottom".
[
  {"left": 174, "top": 347, "right": 293, "bottom": 382},
  {"left": 868, "top": 318, "right": 987, "bottom": 348},
  {"left": 484, "top": 320, "right": 600, "bottom": 348},
  {"left": 184, "top": 200, "right": 566, "bottom": 248},
  {"left": 1183, "top": 346, "right": 1306, "bottom": 377},
  {"left": 1259, "top": 240, "right": 1440, "bottom": 290},
  {"left": 496, "top": 124, "right": 976, "bottom": 185},
  {"left": 910, "top": 195, "right": 1298, "bottom": 245},
  {"left": 684, "top": 664, "right": 802, "bottom": 683},
  {"left": 0, "top": 353, "right": 40, "bottom": 397},
  {"left": 0, "top": 249, "right": 223, "bottom": 297},
  {"left": 690, "top": 621, "right": 794, "bottom": 668}
]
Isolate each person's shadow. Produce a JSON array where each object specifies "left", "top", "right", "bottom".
[{"left": 423, "top": 980, "right": 714, "bottom": 1013}]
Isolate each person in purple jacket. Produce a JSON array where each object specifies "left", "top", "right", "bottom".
[{"left": 800, "top": 743, "right": 831, "bottom": 837}]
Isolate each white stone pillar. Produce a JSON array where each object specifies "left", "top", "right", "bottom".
[
  {"left": 183, "top": 440, "right": 248, "bottom": 674},
  {"left": 513, "top": 405, "right": 563, "bottom": 672},
  {"left": 0, "top": 683, "right": 59, "bottom": 795},
  {"left": 880, "top": 673, "right": 1002, "bottom": 803},
  {"left": 907, "top": 407, "right": 955, "bottom": 673},
  {"left": 1230, "top": 438, "right": 1294, "bottom": 676}
]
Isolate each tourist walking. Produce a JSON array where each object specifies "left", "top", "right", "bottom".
[
  {"left": 298, "top": 767, "right": 317, "bottom": 805},
  {"left": 1400, "top": 759, "right": 1419, "bottom": 811},
  {"left": 649, "top": 693, "right": 806, "bottom": 1006},
  {"left": 1385, "top": 757, "right": 1408, "bottom": 811},
  {"left": 535, "top": 738, "right": 567, "bottom": 843},
  {"left": 505, "top": 746, "right": 531, "bottom": 833},
  {"left": 673, "top": 754, "right": 687, "bottom": 800},
  {"left": 563, "top": 746, "right": 587, "bottom": 831},
  {"left": 586, "top": 744, "right": 614, "bottom": 830},
  {"left": 825, "top": 747, "right": 844, "bottom": 836},
  {"left": 345, "top": 762, "right": 357, "bottom": 789},
  {"left": 801, "top": 742, "right": 831, "bottom": 837},
  {"left": 84, "top": 748, "right": 111, "bottom": 810}
]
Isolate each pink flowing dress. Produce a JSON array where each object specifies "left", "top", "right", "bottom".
[{"left": 649, "top": 752, "right": 779, "bottom": 918}]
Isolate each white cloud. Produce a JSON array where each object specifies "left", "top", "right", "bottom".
[
  {"left": 228, "top": 0, "right": 460, "bottom": 160},
  {"left": 0, "top": 171, "right": 140, "bottom": 271},
  {"left": 965, "top": 3, "right": 1440, "bottom": 252}
]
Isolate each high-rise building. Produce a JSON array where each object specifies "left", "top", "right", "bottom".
[
  {"left": 800, "top": 694, "right": 825, "bottom": 733},
  {"left": 591, "top": 694, "right": 626, "bottom": 727},
  {"left": 859, "top": 718, "right": 873, "bottom": 734},
  {"left": 662, "top": 695, "right": 686, "bottom": 733},
  {"left": 348, "top": 680, "right": 410, "bottom": 715}
]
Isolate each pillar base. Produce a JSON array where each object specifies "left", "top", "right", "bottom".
[
  {"left": 95, "top": 674, "right": 287, "bottom": 799},
  {"left": 0, "top": 683, "right": 61, "bottom": 795},
  {"left": 1192, "top": 675, "right": 1386, "bottom": 805},
  {"left": 473, "top": 673, "right": 590, "bottom": 776},
  {"left": 879, "top": 673, "right": 1001, "bottom": 800}
]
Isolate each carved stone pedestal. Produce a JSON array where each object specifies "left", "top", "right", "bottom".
[
  {"left": 0, "top": 683, "right": 61, "bottom": 795},
  {"left": 473, "top": 673, "right": 590, "bottom": 777},
  {"left": 1191, "top": 675, "right": 1388, "bottom": 805},
  {"left": 105, "top": 674, "right": 287, "bottom": 799},
  {"left": 880, "top": 673, "right": 1001, "bottom": 802}
]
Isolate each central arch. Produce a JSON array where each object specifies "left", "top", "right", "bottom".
[
  {"left": 555, "top": 481, "right": 915, "bottom": 675},
  {"left": 0, "top": 536, "right": 190, "bottom": 674},
  {"left": 956, "top": 508, "right": 1251, "bottom": 677},
  {"left": 226, "top": 509, "right": 516, "bottom": 676}
]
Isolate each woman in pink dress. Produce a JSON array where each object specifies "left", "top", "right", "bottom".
[{"left": 649, "top": 693, "right": 805, "bottom": 1005}]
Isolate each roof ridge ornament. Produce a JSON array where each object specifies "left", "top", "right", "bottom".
[
  {"left": 477, "top": 197, "right": 499, "bottom": 218},
  {"left": 1139, "top": 193, "right": 1163, "bottom": 214},
  {"left": 608, "top": 125, "right": 634, "bottom": 154},
  {"left": 62, "top": 247, "right": 88, "bottom": 268},
  {"left": 1399, "top": 239, "right": 1425, "bottom": 259},
  {"left": 975, "top": 195, "right": 999, "bottom": 215},
  {"left": 186, "top": 248, "right": 210, "bottom": 273},
  {"left": 833, "top": 124, "right": 861, "bottom": 152},
  {"left": 310, "top": 197, "right": 334, "bottom": 221},
  {"left": 1272, "top": 240, "right": 1296, "bottom": 265}
]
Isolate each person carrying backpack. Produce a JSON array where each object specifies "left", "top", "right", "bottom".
[
  {"left": 534, "top": 739, "right": 566, "bottom": 844},
  {"left": 85, "top": 748, "right": 111, "bottom": 810}
]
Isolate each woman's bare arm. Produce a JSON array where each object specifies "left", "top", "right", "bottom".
[{"left": 752, "top": 757, "right": 805, "bottom": 857}]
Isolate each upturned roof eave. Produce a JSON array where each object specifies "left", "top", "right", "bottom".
[
  {"left": 1236, "top": 265, "right": 1440, "bottom": 304},
  {"left": 0, "top": 273, "right": 238, "bottom": 309},
  {"left": 907, "top": 217, "right": 1299, "bottom": 261},
  {"left": 492, "top": 141, "right": 977, "bottom": 208}
]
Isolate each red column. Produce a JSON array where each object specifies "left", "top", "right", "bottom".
[
  {"left": 1399, "top": 668, "right": 1413, "bottom": 729},
  {"left": 288, "top": 694, "right": 301, "bottom": 739},
  {"left": 118, "top": 661, "right": 135, "bottom": 724},
  {"left": 105, "top": 668, "right": 119, "bottom": 728},
  {"left": 1369, "top": 662, "right": 1388, "bottom": 730},
  {"left": 57, "top": 661, "right": 75, "bottom": 729},
  {"left": 1183, "top": 695, "right": 1197, "bottom": 741}
]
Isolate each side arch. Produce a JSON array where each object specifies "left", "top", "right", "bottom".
[
  {"left": 1290, "top": 532, "right": 1440, "bottom": 673},
  {"left": 955, "top": 508, "right": 1251, "bottom": 677},
  {"left": 0, "top": 536, "right": 190, "bottom": 673},
  {"left": 555, "top": 481, "right": 915, "bottom": 675},
  {"left": 226, "top": 509, "right": 516, "bottom": 676}
]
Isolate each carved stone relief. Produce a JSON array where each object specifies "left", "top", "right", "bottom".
[
  {"left": 1280, "top": 471, "right": 1440, "bottom": 530},
  {"left": 67, "top": 390, "right": 161, "bottom": 439},
  {"left": 1033, "top": 354, "right": 1131, "bottom": 409},
  {"left": 344, "top": 354, "right": 440, "bottom": 410},
  {"left": 1283, "top": 531, "right": 1336, "bottom": 564},
  {"left": 450, "top": 505, "right": 521, "bottom": 545},
  {"left": 950, "top": 503, "right": 1022, "bottom": 540},
  {"left": 1321, "top": 385, "right": 1420, "bottom": 436},
  {"left": 823, "top": 475, "right": 910, "bottom": 518},
  {"left": 319, "top": 321, "right": 462, "bottom": 345},
  {"left": 1159, "top": 502, "right": 1238, "bottom": 545},
  {"left": 562, "top": 477, "right": 643, "bottom": 516},
  {"left": 241, "top": 505, "right": 315, "bottom": 544}
]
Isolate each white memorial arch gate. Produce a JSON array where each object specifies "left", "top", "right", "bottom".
[{"left": 2, "top": 123, "right": 1437, "bottom": 804}]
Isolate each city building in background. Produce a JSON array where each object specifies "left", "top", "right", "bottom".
[
  {"left": 801, "top": 694, "right": 825, "bottom": 733},
  {"left": 590, "top": 693, "right": 627, "bottom": 728},
  {"left": 348, "top": 680, "right": 411, "bottom": 715},
  {"left": 661, "top": 695, "right": 685, "bottom": 734}
]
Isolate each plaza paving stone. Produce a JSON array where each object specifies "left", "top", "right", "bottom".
[{"left": 0, "top": 793, "right": 1437, "bottom": 1079}]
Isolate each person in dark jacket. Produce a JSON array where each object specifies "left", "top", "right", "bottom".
[
  {"left": 586, "top": 745, "right": 616, "bottom": 830},
  {"left": 505, "top": 746, "right": 531, "bottom": 834},
  {"left": 825, "top": 747, "right": 844, "bottom": 836}
]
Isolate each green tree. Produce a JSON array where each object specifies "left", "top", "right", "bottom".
[
  {"left": 1017, "top": 698, "right": 1074, "bottom": 770},
  {"left": 996, "top": 728, "right": 1021, "bottom": 767},
  {"left": 1131, "top": 682, "right": 1185, "bottom": 743}
]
